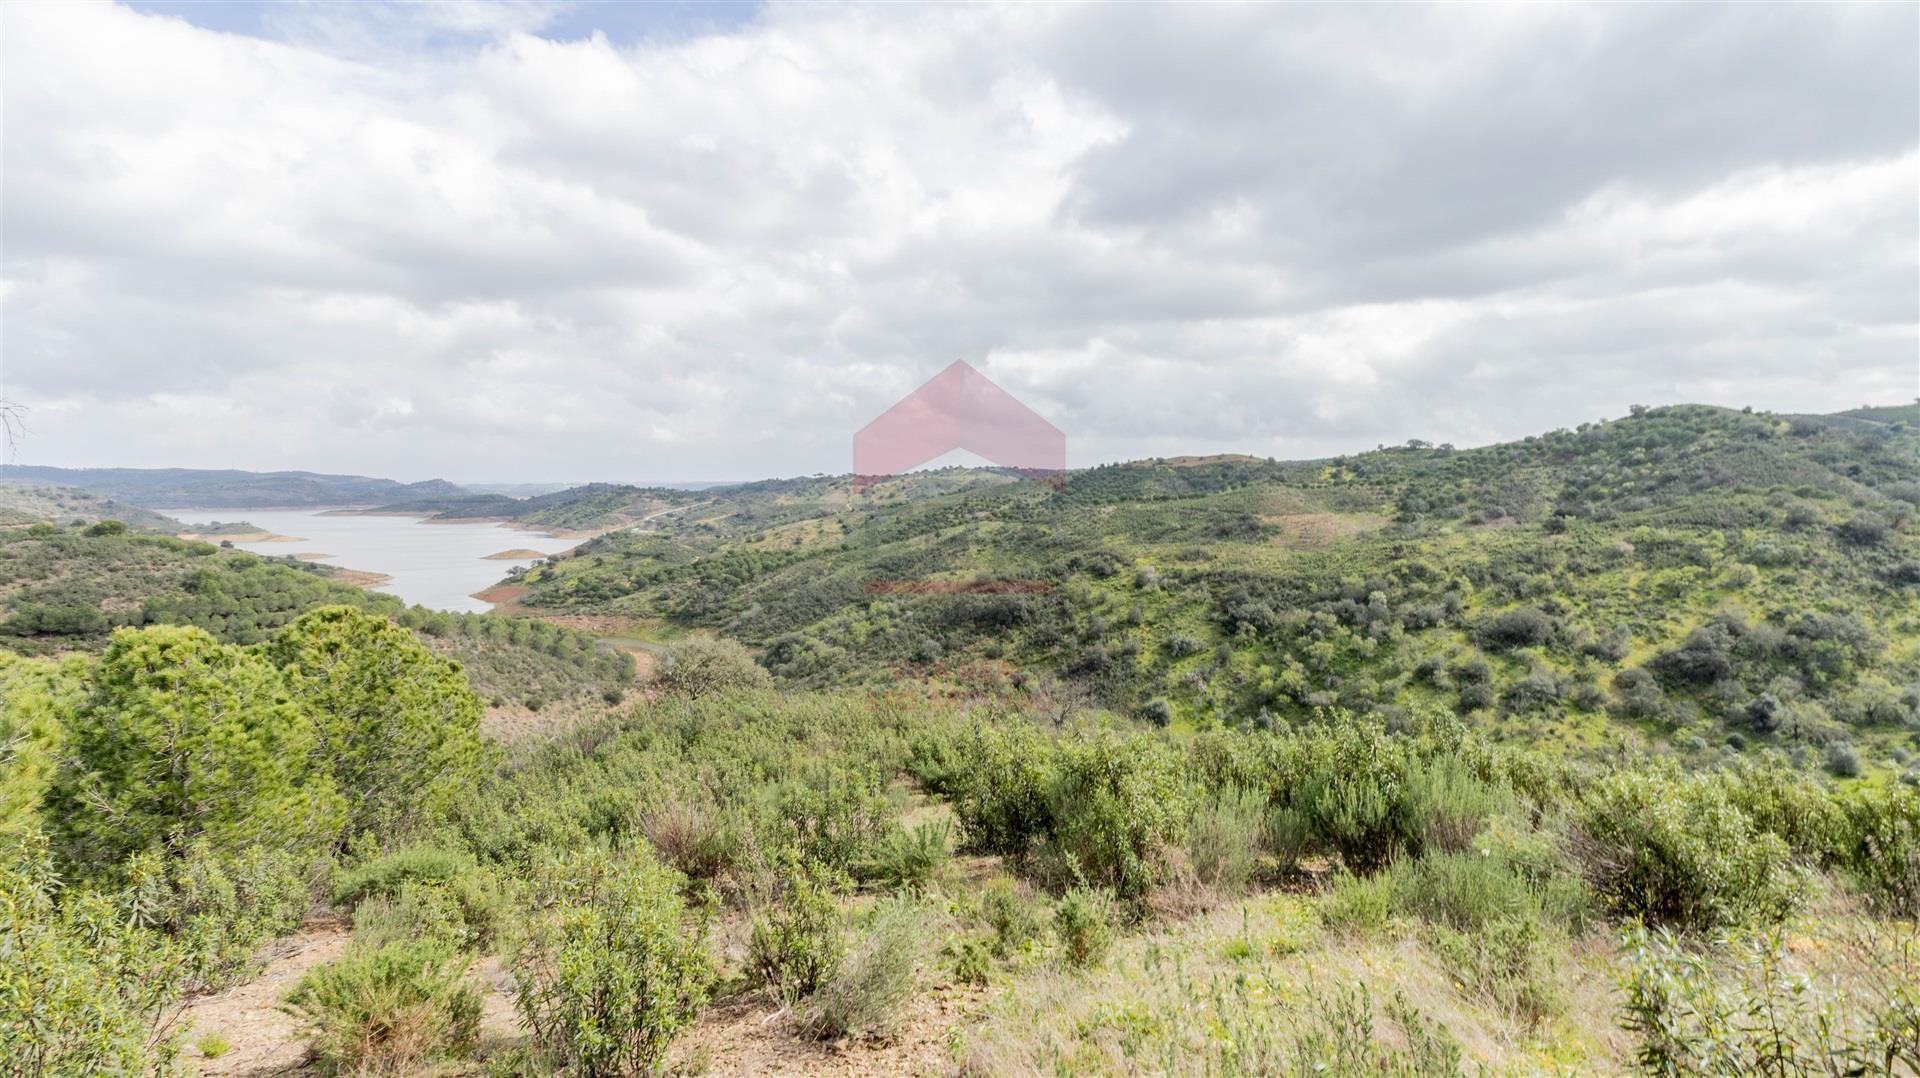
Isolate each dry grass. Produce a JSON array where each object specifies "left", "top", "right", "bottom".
[{"left": 953, "top": 893, "right": 1631, "bottom": 1076}]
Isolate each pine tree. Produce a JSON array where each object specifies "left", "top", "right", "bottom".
[
  {"left": 267, "top": 606, "right": 491, "bottom": 842},
  {"left": 53, "top": 625, "right": 342, "bottom": 877}
]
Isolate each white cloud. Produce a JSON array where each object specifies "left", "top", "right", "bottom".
[{"left": 1, "top": 1, "right": 1913, "bottom": 482}]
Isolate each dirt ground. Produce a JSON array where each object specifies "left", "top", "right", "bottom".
[
  {"left": 179, "top": 926, "right": 981, "bottom": 1077},
  {"left": 178, "top": 919, "right": 351, "bottom": 1076}
]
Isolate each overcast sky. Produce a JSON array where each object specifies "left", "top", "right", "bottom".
[{"left": 3, "top": 1, "right": 1915, "bottom": 483}]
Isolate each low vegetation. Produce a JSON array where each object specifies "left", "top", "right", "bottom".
[{"left": 1, "top": 403, "right": 1917, "bottom": 1074}]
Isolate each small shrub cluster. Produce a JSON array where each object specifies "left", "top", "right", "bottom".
[{"left": 283, "top": 940, "right": 482, "bottom": 1076}]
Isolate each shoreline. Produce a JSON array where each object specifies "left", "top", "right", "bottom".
[
  {"left": 328, "top": 567, "right": 394, "bottom": 589},
  {"left": 177, "top": 529, "right": 302, "bottom": 543}
]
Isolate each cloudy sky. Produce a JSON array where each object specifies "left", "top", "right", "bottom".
[{"left": 3, "top": 1, "right": 1915, "bottom": 483}]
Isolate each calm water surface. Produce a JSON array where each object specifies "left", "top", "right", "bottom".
[{"left": 179, "top": 509, "right": 575, "bottom": 613}]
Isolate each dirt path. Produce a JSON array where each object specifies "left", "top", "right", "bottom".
[
  {"left": 179, "top": 920, "right": 350, "bottom": 1076},
  {"left": 180, "top": 924, "right": 525, "bottom": 1076}
]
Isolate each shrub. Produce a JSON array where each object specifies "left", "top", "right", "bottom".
[
  {"left": 283, "top": 939, "right": 481, "bottom": 1076},
  {"left": 654, "top": 636, "right": 773, "bottom": 699},
  {"left": 1619, "top": 923, "right": 1920, "bottom": 1076},
  {"left": 1402, "top": 755, "right": 1508, "bottom": 855},
  {"left": 511, "top": 848, "right": 712, "bottom": 1076},
  {"left": 1573, "top": 768, "right": 1797, "bottom": 928},
  {"left": 1320, "top": 871, "right": 1393, "bottom": 936},
  {"left": 978, "top": 877, "right": 1043, "bottom": 958},
  {"left": 801, "top": 899, "right": 931, "bottom": 1040},
  {"left": 0, "top": 839, "right": 189, "bottom": 1076},
  {"left": 1040, "top": 734, "right": 1192, "bottom": 899},
  {"left": 331, "top": 846, "right": 475, "bottom": 908},
  {"left": 1266, "top": 724, "right": 1452, "bottom": 874},
  {"left": 1186, "top": 786, "right": 1268, "bottom": 894},
  {"left": 125, "top": 841, "right": 310, "bottom": 991},
  {"left": 267, "top": 606, "right": 491, "bottom": 843},
  {"left": 350, "top": 873, "right": 511, "bottom": 954},
  {"left": 636, "top": 795, "right": 738, "bottom": 885},
  {"left": 747, "top": 857, "right": 844, "bottom": 1005},
  {"left": 1826, "top": 741, "right": 1862, "bottom": 778},
  {"left": 864, "top": 819, "right": 953, "bottom": 895},
  {"left": 1837, "top": 784, "right": 1920, "bottom": 917},
  {"left": 1479, "top": 607, "right": 1558, "bottom": 651},
  {"left": 1388, "top": 850, "right": 1540, "bottom": 932},
  {"left": 1053, "top": 887, "right": 1115, "bottom": 969}
]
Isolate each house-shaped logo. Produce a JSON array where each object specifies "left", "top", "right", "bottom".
[{"left": 853, "top": 361, "right": 1066, "bottom": 490}]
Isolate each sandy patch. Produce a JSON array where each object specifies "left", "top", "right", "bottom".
[
  {"left": 327, "top": 568, "right": 394, "bottom": 589},
  {"left": 482, "top": 548, "right": 546, "bottom": 560},
  {"left": 180, "top": 919, "right": 349, "bottom": 1076},
  {"left": 471, "top": 583, "right": 527, "bottom": 606},
  {"left": 177, "top": 531, "right": 301, "bottom": 544}
]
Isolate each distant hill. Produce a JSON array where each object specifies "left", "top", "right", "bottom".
[
  {"left": 0, "top": 483, "right": 189, "bottom": 532},
  {"left": 0, "top": 465, "right": 466, "bottom": 508},
  {"left": 373, "top": 482, "right": 712, "bottom": 533}
]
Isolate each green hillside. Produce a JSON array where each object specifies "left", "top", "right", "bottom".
[
  {"left": 0, "top": 482, "right": 189, "bottom": 532},
  {"left": 0, "top": 465, "right": 465, "bottom": 508},
  {"left": 510, "top": 404, "right": 1920, "bottom": 776}
]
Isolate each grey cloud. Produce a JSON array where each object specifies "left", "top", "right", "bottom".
[{"left": 0, "top": 1, "right": 1912, "bottom": 482}]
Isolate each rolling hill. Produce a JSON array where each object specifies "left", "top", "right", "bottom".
[
  {"left": 501, "top": 403, "right": 1920, "bottom": 777},
  {"left": 0, "top": 465, "right": 466, "bottom": 508}
]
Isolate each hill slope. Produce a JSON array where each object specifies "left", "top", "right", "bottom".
[
  {"left": 0, "top": 465, "right": 465, "bottom": 508},
  {"left": 506, "top": 404, "right": 1920, "bottom": 776}
]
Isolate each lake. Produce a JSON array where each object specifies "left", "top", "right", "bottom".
[{"left": 179, "top": 508, "right": 577, "bottom": 613}]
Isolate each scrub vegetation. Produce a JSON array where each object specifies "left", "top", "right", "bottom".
[{"left": 2, "top": 402, "right": 1917, "bottom": 1075}]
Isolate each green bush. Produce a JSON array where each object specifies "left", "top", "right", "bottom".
[
  {"left": 1620, "top": 924, "right": 1920, "bottom": 1075},
  {"left": 283, "top": 939, "right": 481, "bottom": 1076},
  {"left": 747, "top": 857, "right": 845, "bottom": 1006},
  {"left": 349, "top": 873, "right": 511, "bottom": 954},
  {"left": 1040, "top": 733, "right": 1192, "bottom": 900},
  {"left": 1837, "top": 783, "right": 1920, "bottom": 917},
  {"left": 0, "top": 839, "right": 188, "bottom": 1076},
  {"left": 801, "top": 899, "right": 931, "bottom": 1040},
  {"left": 1186, "top": 786, "right": 1268, "bottom": 894},
  {"left": 1387, "top": 850, "right": 1541, "bottom": 932},
  {"left": 978, "top": 877, "right": 1043, "bottom": 959},
  {"left": 511, "top": 848, "right": 712, "bottom": 1076},
  {"left": 1052, "top": 887, "right": 1115, "bottom": 970},
  {"left": 267, "top": 606, "right": 492, "bottom": 844},
  {"left": 654, "top": 636, "right": 772, "bottom": 699},
  {"left": 330, "top": 846, "right": 475, "bottom": 908},
  {"left": 1320, "top": 871, "right": 1393, "bottom": 936},
  {"left": 863, "top": 819, "right": 953, "bottom": 895},
  {"left": 122, "top": 841, "right": 310, "bottom": 991},
  {"left": 1574, "top": 768, "right": 1797, "bottom": 928}
]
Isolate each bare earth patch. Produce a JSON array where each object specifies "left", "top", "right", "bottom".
[
  {"left": 482, "top": 548, "right": 547, "bottom": 560},
  {"left": 324, "top": 568, "right": 394, "bottom": 589},
  {"left": 181, "top": 919, "right": 349, "bottom": 1077}
]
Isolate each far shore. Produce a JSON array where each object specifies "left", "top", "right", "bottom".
[
  {"left": 176, "top": 529, "right": 301, "bottom": 543},
  {"left": 327, "top": 567, "right": 394, "bottom": 589}
]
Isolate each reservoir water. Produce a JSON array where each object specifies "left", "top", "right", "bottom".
[{"left": 178, "top": 508, "right": 576, "bottom": 613}]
